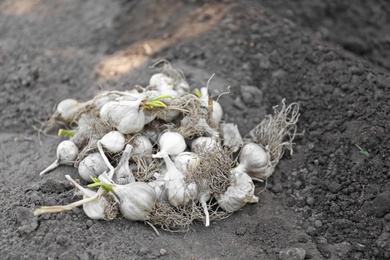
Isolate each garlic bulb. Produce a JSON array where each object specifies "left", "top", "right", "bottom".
[
  {"left": 100, "top": 131, "right": 126, "bottom": 153},
  {"left": 174, "top": 152, "right": 200, "bottom": 175},
  {"left": 65, "top": 175, "right": 108, "bottom": 220},
  {"left": 220, "top": 123, "right": 243, "bottom": 152},
  {"left": 132, "top": 135, "right": 153, "bottom": 158},
  {"left": 215, "top": 169, "right": 258, "bottom": 212},
  {"left": 39, "top": 140, "right": 79, "bottom": 175},
  {"left": 78, "top": 153, "right": 108, "bottom": 182},
  {"left": 98, "top": 174, "right": 156, "bottom": 221},
  {"left": 210, "top": 100, "right": 223, "bottom": 126},
  {"left": 191, "top": 137, "right": 219, "bottom": 154},
  {"left": 163, "top": 155, "right": 198, "bottom": 207},
  {"left": 114, "top": 144, "right": 136, "bottom": 185},
  {"left": 70, "top": 114, "right": 95, "bottom": 147},
  {"left": 153, "top": 132, "right": 187, "bottom": 158},
  {"left": 175, "top": 80, "right": 190, "bottom": 94},
  {"left": 99, "top": 97, "right": 145, "bottom": 134},
  {"left": 149, "top": 73, "right": 174, "bottom": 91},
  {"left": 56, "top": 99, "right": 83, "bottom": 123},
  {"left": 236, "top": 143, "right": 272, "bottom": 181}
]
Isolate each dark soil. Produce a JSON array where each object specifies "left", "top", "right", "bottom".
[{"left": 1, "top": 0, "right": 390, "bottom": 259}]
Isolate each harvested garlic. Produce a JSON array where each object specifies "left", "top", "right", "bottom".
[
  {"left": 99, "top": 97, "right": 145, "bottom": 134},
  {"left": 215, "top": 169, "right": 258, "bottom": 212},
  {"left": 163, "top": 155, "right": 198, "bottom": 207},
  {"left": 149, "top": 73, "right": 174, "bottom": 91},
  {"left": 97, "top": 174, "right": 156, "bottom": 221},
  {"left": 39, "top": 140, "right": 78, "bottom": 175},
  {"left": 56, "top": 99, "right": 83, "bottom": 123},
  {"left": 191, "top": 136, "right": 219, "bottom": 154},
  {"left": 236, "top": 143, "right": 272, "bottom": 181},
  {"left": 114, "top": 144, "right": 136, "bottom": 185},
  {"left": 153, "top": 132, "right": 187, "bottom": 158},
  {"left": 65, "top": 175, "right": 108, "bottom": 220},
  {"left": 78, "top": 153, "right": 108, "bottom": 182},
  {"left": 132, "top": 135, "right": 153, "bottom": 158},
  {"left": 100, "top": 131, "right": 125, "bottom": 153},
  {"left": 174, "top": 152, "right": 200, "bottom": 175},
  {"left": 220, "top": 123, "right": 243, "bottom": 152}
]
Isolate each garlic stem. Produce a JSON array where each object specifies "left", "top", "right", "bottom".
[
  {"left": 65, "top": 175, "right": 95, "bottom": 198},
  {"left": 97, "top": 141, "right": 115, "bottom": 179},
  {"left": 33, "top": 189, "right": 104, "bottom": 216},
  {"left": 39, "top": 159, "right": 59, "bottom": 175}
]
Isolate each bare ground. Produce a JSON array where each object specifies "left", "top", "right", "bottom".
[{"left": 1, "top": 1, "right": 390, "bottom": 259}]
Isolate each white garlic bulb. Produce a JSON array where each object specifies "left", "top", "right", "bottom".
[
  {"left": 191, "top": 136, "right": 219, "bottom": 154},
  {"left": 65, "top": 175, "right": 108, "bottom": 220},
  {"left": 149, "top": 73, "right": 174, "bottom": 91},
  {"left": 153, "top": 132, "right": 187, "bottom": 158},
  {"left": 132, "top": 135, "right": 153, "bottom": 158},
  {"left": 175, "top": 80, "right": 190, "bottom": 94},
  {"left": 39, "top": 140, "right": 79, "bottom": 175},
  {"left": 163, "top": 155, "right": 198, "bottom": 207},
  {"left": 174, "top": 152, "right": 200, "bottom": 175},
  {"left": 78, "top": 153, "right": 108, "bottom": 182},
  {"left": 220, "top": 123, "right": 243, "bottom": 152},
  {"left": 99, "top": 97, "right": 145, "bottom": 134},
  {"left": 236, "top": 143, "right": 272, "bottom": 181},
  {"left": 215, "top": 169, "right": 258, "bottom": 212},
  {"left": 56, "top": 99, "right": 83, "bottom": 123},
  {"left": 100, "top": 131, "right": 126, "bottom": 153}
]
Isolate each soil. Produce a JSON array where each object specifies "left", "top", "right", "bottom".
[{"left": 1, "top": 0, "right": 390, "bottom": 259}]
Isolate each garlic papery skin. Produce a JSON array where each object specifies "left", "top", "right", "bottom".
[
  {"left": 210, "top": 100, "right": 223, "bottom": 127},
  {"left": 149, "top": 73, "right": 174, "bottom": 91},
  {"left": 114, "top": 144, "right": 136, "bottom": 185},
  {"left": 174, "top": 152, "right": 200, "bottom": 176},
  {"left": 132, "top": 135, "right": 153, "bottom": 158},
  {"left": 39, "top": 140, "right": 79, "bottom": 175},
  {"left": 56, "top": 99, "right": 83, "bottom": 123},
  {"left": 235, "top": 143, "right": 272, "bottom": 181},
  {"left": 99, "top": 98, "right": 145, "bottom": 134},
  {"left": 100, "top": 131, "right": 125, "bottom": 153},
  {"left": 153, "top": 132, "right": 187, "bottom": 158},
  {"left": 163, "top": 155, "right": 198, "bottom": 207},
  {"left": 114, "top": 182, "right": 156, "bottom": 221},
  {"left": 78, "top": 153, "right": 109, "bottom": 182},
  {"left": 148, "top": 172, "right": 168, "bottom": 201},
  {"left": 65, "top": 175, "right": 108, "bottom": 220},
  {"left": 191, "top": 137, "right": 218, "bottom": 154},
  {"left": 220, "top": 123, "right": 243, "bottom": 152},
  {"left": 215, "top": 169, "right": 258, "bottom": 212}
]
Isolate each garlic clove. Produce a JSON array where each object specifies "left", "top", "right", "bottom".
[
  {"left": 39, "top": 140, "right": 79, "bottom": 175},
  {"left": 100, "top": 131, "right": 126, "bottom": 153},
  {"left": 210, "top": 100, "right": 223, "bottom": 127},
  {"left": 78, "top": 153, "right": 109, "bottom": 182}
]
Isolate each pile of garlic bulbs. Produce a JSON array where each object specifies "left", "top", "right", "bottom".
[{"left": 34, "top": 62, "right": 299, "bottom": 231}]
